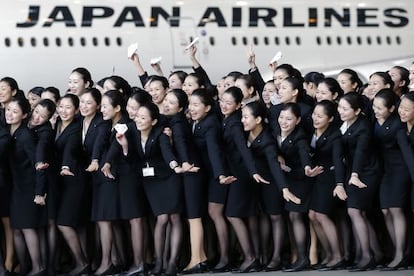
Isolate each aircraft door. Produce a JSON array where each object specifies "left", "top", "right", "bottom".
[{"left": 169, "top": 17, "right": 197, "bottom": 70}]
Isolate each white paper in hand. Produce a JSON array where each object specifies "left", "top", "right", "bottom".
[
  {"left": 270, "top": 51, "right": 283, "bottom": 64},
  {"left": 114, "top": 123, "right": 128, "bottom": 135},
  {"left": 127, "top": 43, "right": 138, "bottom": 58},
  {"left": 185, "top": 37, "right": 199, "bottom": 50},
  {"left": 150, "top": 56, "right": 162, "bottom": 65}
]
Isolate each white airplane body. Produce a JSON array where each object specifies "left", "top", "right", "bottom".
[{"left": 1, "top": 0, "right": 413, "bottom": 91}]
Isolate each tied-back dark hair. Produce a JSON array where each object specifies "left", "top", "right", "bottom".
[
  {"left": 283, "top": 76, "right": 306, "bottom": 102},
  {"left": 169, "top": 70, "right": 188, "bottom": 84},
  {"left": 226, "top": 71, "right": 243, "bottom": 82},
  {"left": 374, "top": 88, "right": 398, "bottom": 110},
  {"left": 36, "top": 99, "right": 56, "bottom": 120},
  {"left": 339, "top": 69, "right": 363, "bottom": 93},
  {"left": 82, "top": 88, "right": 102, "bottom": 105},
  {"left": 72, "top": 67, "right": 93, "bottom": 88},
  {"left": 370, "top": 71, "right": 394, "bottom": 89},
  {"left": 304, "top": 72, "right": 325, "bottom": 85},
  {"left": 339, "top": 92, "right": 363, "bottom": 112},
  {"left": 29, "top": 86, "right": 45, "bottom": 97},
  {"left": 106, "top": 75, "right": 132, "bottom": 100},
  {"left": 10, "top": 96, "right": 31, "bottom": 116},
  {"left": 236, "top": 74, "right": 257, "bottom": 96},
  {"left": 319, "top": 77, "right": 344, "bottom": 99},
  {"left": 244, "top": 101, "right": 268, "bottom": 124},
  {"left": 139, "top": 101, "right": 160, "bottom": 123},
  {"left": 61, "top": 93, "right": 80, "bottom": 109},
  {"left": 169, "top": 89, "right": 189, "bottom": 110},
  {"left": 191, "top": 88, "right": 214, "bottom": 109},
  {"left": 314, "top": 100, "right": 336, "bottom": 119},
  {"left": 150, "top": 75, "right": 169, "bottom": 89},
  {"left": 130, "top": 88, "right": 152, "bottom": 106},
  {"left": 103, "top": 90, "right": 125, "bottom": 114},
  {"left": 403, "top": 91, "right": 414, "bottom": 103},
  {"left": 43, "top": 87, "right": 61, "bottom": 102},
  {"left": 0, "top": 77, "right": 25, "bottom": 99},
  {"left": 280, "top": 102, "right": 301, "bottom": 119},
  {"left": 223, "top": 86, "right": 244, "bottom": 104},
  {"left": 391, "top": 66, "right": 410, "bottom": 95}
]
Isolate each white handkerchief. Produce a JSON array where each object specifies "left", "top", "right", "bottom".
[
  {"left": 270, "top": 51, "right": 282, "bottom": 64},
  {"left": 114, "top": 123, "right": 128, "bottom": 135},
  {"left": 185, "top": 37, "right": 199, "bottom": 50},
  {"left": 127, "top": 42, "right": 138, "bottom": 58},
  {"left": 150, "top": 56, "right": 162, "bottom": 65}
]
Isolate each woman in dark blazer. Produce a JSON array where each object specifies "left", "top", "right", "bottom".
[
  {"left": 6, "top": 97, "right": 47, "bottom": 275},
  {"left": 116, "top": 101, "right": 187, "bottom": 276},
  {"left": 242, "top": 101, "right": 300, "bottom": 271},
  {"left": 0, "top": 125, "right": 10, "bottom": 275},
  {"left": 220, "top": 87, "right": 270, "bottom": 272},
  {"left": 188, "top": 89, "right": 236, "bottom": 272},
  {"left": 308, "top": 101, "right": 346, "bottom": 270},
  {"left": 79, "top": 88, "right": 117, "bottom": 275},
  {"left": 29, "top": 99, "right": 58, "bottom": 275},
  {"left": 102, "top": 90, "right": 150, "bottom": 275},
  {"left": 274, "top": 103, "right": 319, "bottom": 272},
  {"left": 372, "top": 89, "right": 411, "bottom": 270},
  {"left": 162, "top": 89, "right": 209, "bottom": 273},
  {"left": 54, "top": 94, "right": 89, "bottom": 275},
  {"left": 337, "top": 92, "right": 381, "bottom": 271},
  {"left": 398, "top": 91, "right": 414, "bottom": 211}
]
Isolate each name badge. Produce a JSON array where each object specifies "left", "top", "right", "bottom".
[{"left": 142, "top": 163, "right": 155, "bottom": 177}]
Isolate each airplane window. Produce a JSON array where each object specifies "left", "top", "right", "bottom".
[
  {"left": 92, "top": 37, "right": 98, "bottom": 47},
  {"left": 231, "top": 37, "right": 236, "bottom": 46},
  {"left": 347, "top": 36, "right": 352, "bottom": 45},
  {"left": 18, "top": 37, "right": 24, "bottom": 47},
  {"left": 209, "top": 37, "right": 215, "bottom": 46},
  {"left": 295, "top": 37, "right": 301, "bottom": 45},
  {"left": 242, "top": 37, "right": 248, "bottom": 46},
  {"left": 377, "top": 36, "right": 382, "bottom": 45},
  {"left": 396, "top": 36, "right": 401, "bottom": 45},
  {"left": 116, "top": 37, "right": 122, "bottom": 46},
  {"left": 68, "top": 37, "right": 74, "bottom": 47},
  {"left": 253, "top": 36, "right": 258, "bottom": 46},
  {"left": 30, "top": 37, "right": 36, "bottom": 47},
  {"left": 386, "top": 36, "right": 391, "bottom": 45},
  {"left": 326, "top": 37, "right": 331, "bottom": 45},
  {"left": 4, "top": 38, "right": 10, "bottom": 47},
  {"left": 56, "top": 37, "right": 61, "bottom": 47},
  {"left": 43, "top": 37, "right": 49, "bottom": 47},
  {"left": 337, "top": 36, "right": 342, "bottom": 45},
  {"left": 80, "top": 37, "right": 86, "bottom": 47},
  {"left": 275, "top": 37, "right": 279, "bottom": 45},
  {"left": 316, "top": 36, "right": 321, "bottom": 45},
  {"left": 264, "top": 37, "right": 269, "bottom": 45},
  {"left": 105, "top": 37, "right": 110, "bottom": 46},
  {"left": 356, "top": 36, "right": 362, "bottom": 45},
  {"left": 285, "top": 37, "right": 290, "bottom": 45}
]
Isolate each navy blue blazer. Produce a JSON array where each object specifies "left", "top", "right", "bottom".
[
  {"left": 310, "top": 125, "right": 345, "bottom": 184},
  {"left": 168, "top": 111, "right": 200, "bottom": 165},
  {"left": 277, "top": 127, "right": 312, "bottom": 179},
  {"left": 397, "top": 124, "right": 414, "bottom": 182},
  {"left": 0, "top": 126, "right": 11, "bottom": 187},
  {"left": 10, "top": 124, "right": 45, "bottom": 195},
  {"left": 221, "top": 111, "right": 257, "bottom": 177},
  {"left": 249, "top": 127, "right": 288, "bottom": 190},
  {"left": 192, "top": 113, "right": 227, "bottom": 179},
  {"left": 54, "top": 118, "right": 85, "bottom": 172},
  {"left": 127, "top": 123, "right": 177, "bottom": 179},
  {"left": 373, "top": 113, "right": 407, "bottom": 171},
  {"left": 340, "top": 115, "right": 378, "bottom": 175},
  {"left": 81, "top": 112, "right": 111, "bottom": 163}
]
